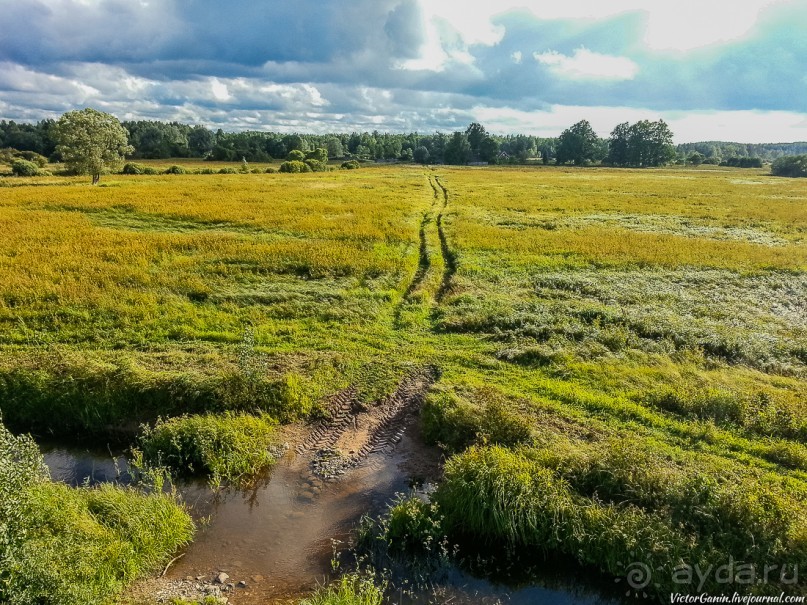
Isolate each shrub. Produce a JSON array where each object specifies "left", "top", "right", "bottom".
[
  {"left": 11, "top": 159, "right": 40, "bottom": 177},
  {"left": 305, "top": 159, "right": 327, "bottom": 172},
  {"left": 121, "top": 162, "right": 145, "bottom": 175},
  {"left": 771, "top": 155, "right": 807, "bottom": 178},
  {"left": 218, "top": 167, "right": 237, "bottom": 174},
  {"left": 16, "top": 151, "right": 48, "bottom": 168},
  {"left": 163, "top": 165, "right": 187, "bottom": 175},
  {"left": 197, "top": 168, "right": 216, "bottom": 175},
  {"left": 286, "top": 149, "right": 306, "bottom": 162},
  {"left": 265, "top": 167, "right": 277, "bottom": 174},
  {"left": 341, "top": 160, "right": 360, "bottom": 170},
  {"left": 139, "top": 412, "right": 277, "bottom": 486},
  {"left": 142, "top": 166, "right": 160, "bottom": 175},
  {"left": 279, "top": 160, "right": 311, "bottom": 173}
]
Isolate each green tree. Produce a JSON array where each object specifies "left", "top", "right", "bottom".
[
  {"left": 444, "top": 132, "right": 471, "bottom": 165},
  {"left": 771, "top": 155, "right": 807, "bottom": 177},
  {"left": 54, "top": 108, "right": 133, "bottom": 184},
  {"left": 606, "top": 122, "right": 631, "bottom": 166},
  {"left": 478, "top": 136, "right": 500, "bottom": 164},
  {"left": 465, "top": 122, "right": 487, "bottom": 158},
  {"left": 188, "top": 126, "right": 215, "bottom": 157},
  {"left": 627, "top": 120, "right": 676, "bottom": 167},
  {"left": 556, "top": 120, "right": 600, "bottom": 166},
  {"left": 413, "top": 146, "right": 430, "bottom": 164},
  {"left": 687, "top": 151, "right": 705, "bottom": 166},
  {"left": 325, "top": 137, "right": 344, "bottom": 159},
  {"left": 305, "top": 147, "right": 328, "bottom": 163}
]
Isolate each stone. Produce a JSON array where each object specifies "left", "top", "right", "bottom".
[
  {"left": 215, "top": 572, "right": 230, "bottom": 584},
  {"left": 238, "top": 580, "right": 248, "bottom": 588}
]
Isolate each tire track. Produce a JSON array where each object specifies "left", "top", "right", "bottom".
[
  {"left": 302, "top": 367, "right": 438, "bottom": 479},
  {"left": 295, "top": 386, "right": 359, "bottom": 455},
  {"left": 433, "top": 177, "right": 457, "bottom": 301}
]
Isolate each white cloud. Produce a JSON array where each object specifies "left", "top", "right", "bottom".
[
  {"left": 534, "top": 47, "right": 639, "bottom": 80},
  {"left": 511, "top": 51, "right": 522, "bottom": 64},
  {"left": 408, "top": 0, "right": 788, "bottom": 54},
  {"left": 210, "top": 78, "right": 231, "bottom": 102}
]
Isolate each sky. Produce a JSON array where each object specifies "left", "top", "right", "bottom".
[{"left": 1, "top": 0, "right": 806, "bottom": 142}]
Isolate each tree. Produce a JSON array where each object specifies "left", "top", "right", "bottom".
[
  {"left": 413, "top": 146, "right": 430, "bottom": 164},
  {"left": 325, "top": 137, "right": 344, "bottom": 159},
  {"left": 188, "top": 125, "right": 215, "bottom": 157},
  {"left": 478, "top": 136, "right": 500, "bottom": 164},
  {"left": 556, "top": 120, "right": 600, "bottom": 166},
  {"left": 443, "top": 132, "right": 471, "bottom": 165},
  {"left": 465, "top": 122, "right": 487, "bottom": 158},
  {"left": 687, "top": 151, "right": 705, "bottom": 166},
  {"left": 305, "top": 148, "right": 328, "bottom": 163},
  {"left": 771, "top": 155, "right": 807, "bottom": 177},
  {"left": 54, "top": 108, "right": 133, "bottom": 184},
  {"left": 606, "top": 122, "right": 631, "bottom": 166},
  {"left": 627, "top": 120, "right": 676, "bottom": 167}
]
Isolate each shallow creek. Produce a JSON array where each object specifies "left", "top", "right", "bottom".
[{"left": 41, "top": 428, "right": 626, "bottom": 605}]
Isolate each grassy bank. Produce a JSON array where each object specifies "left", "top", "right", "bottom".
[{"left": 0, "top": 419, "right": 194, "bottom": 605}]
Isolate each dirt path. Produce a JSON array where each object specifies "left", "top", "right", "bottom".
[{"left": 433, "top": 176, "right": 456, "bottom": 301}]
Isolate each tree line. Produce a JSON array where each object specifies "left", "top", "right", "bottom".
[{"left": 3, "top": 114, "right": 805, "bottom": 168}]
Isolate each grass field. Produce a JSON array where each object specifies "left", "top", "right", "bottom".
[{"left": 1, "top": 163, "right": 806, "bottom": 600}]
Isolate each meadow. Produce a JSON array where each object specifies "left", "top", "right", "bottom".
[{"left": 1, "top": 162, "right": 806, "bottom": 602}]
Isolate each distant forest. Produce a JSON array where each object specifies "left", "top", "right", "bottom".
[{"left": 2, "top": 117, "right": 806, "bottom": 167}]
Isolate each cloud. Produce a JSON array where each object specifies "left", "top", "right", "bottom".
[
  {"left": 534, "top": 47, "right": 639, "bottom": 81},
  {"left": 0, "top": 0, "right": 805, "bottom": 141}
]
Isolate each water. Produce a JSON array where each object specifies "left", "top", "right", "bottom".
[
  {"left": 40, "top": 430, "right": 626, "bottom": 605},
  {"left": 41, "top": 441, "right": 131, "bottom": 486}
]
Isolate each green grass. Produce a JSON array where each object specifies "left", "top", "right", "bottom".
[
  {"left": 1, "top": 165, "right": 806, "bottom": 599},
  {"left": 299, "top": 574, "right": 385, "bottom": 605},
  {"left": 0, "top": 419, "right": 194, "bottom": 605},
  {"left": 139, "top": 412, "right": 277, "bottom": 487}
]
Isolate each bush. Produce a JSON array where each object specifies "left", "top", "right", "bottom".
[
  {"left": 142, "top": 166, "right": 160, "bottom": 175},
  {"left": 341, "top": 160, "right": 360, "bottom": 170},
  {"left": 286, "top": 149, "right": 306, "bottom": 162},
  {"left": 721, "top": 157, "right": 763, "bottom": 168},
  {"left": 16, "top": 151, "right": 48, "bottom": 168},
  {"left": 305, "top": 159, "right": 327, "bottom": 172},
  {"left": 197, "top": 168, "right": 216, "bottom": 175},
  {"left": 278, "top": 160, "right": 311, "bottom": 173},
  {"left": 11, "top": 159, "right": 40, "bottom": 177},
  {"left": 139, "top": 412, "right": 277, "bottom": 486},
  {"left": 121, "top": 162, "right": 145, "bottom": 175},
  {"left": 265, "top": 167, "right": 277, "bottom": 174},
  {"left": 163, "top": 165, "right": 187, "bottom": 175},
  {"left": 218, "top": 167, "right": 237, "bottom": 174},
  {"left": 771, "top": 155, "right": 807, "bottom": 178}
]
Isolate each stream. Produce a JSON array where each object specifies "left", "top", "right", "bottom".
[{"left": 41, "top": 427, "right": 627, "bottom": 605}]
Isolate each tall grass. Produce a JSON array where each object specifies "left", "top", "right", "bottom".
[
  {"left": 139, "top": 412, "right": 277, "bottom": 487},
  {"left": 0, "top": 419, "right": 194, "bottom": 604}
]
